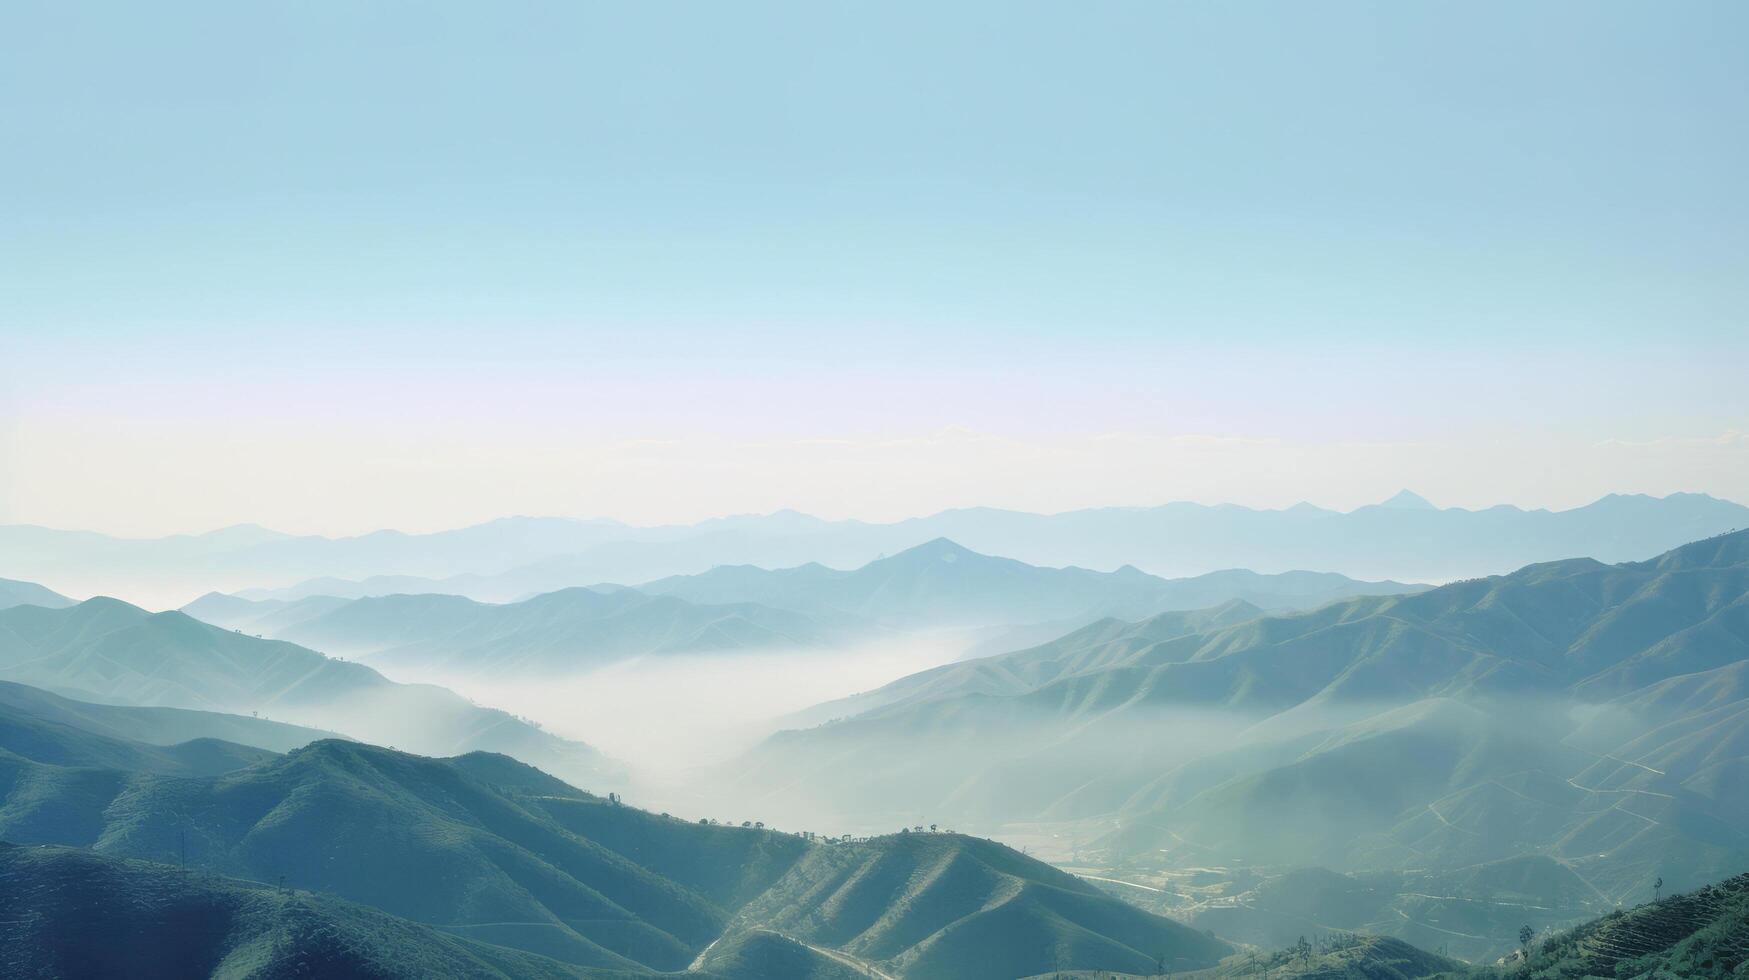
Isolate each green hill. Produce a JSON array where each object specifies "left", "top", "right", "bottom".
[
  {"left": 0, "top": 679, "right": 338, "bottom": 753},
  {"left": 0, "top": 713, "right": 1230, "bottom": 979},
  {"left": 0, "top": 598, "right": 621, "bottom": 789},
  {"left": 0, "top": 843, "right": 604, "bottom": 979},
  {"left": 1491, "top": 869, "right": 1749, "bottom": 978},
  {"left": 693, "top": 928, "right": 871, "bottom": 979},
  {"left": 726, "top": 831, "right": 1230, "bottom": 979}
]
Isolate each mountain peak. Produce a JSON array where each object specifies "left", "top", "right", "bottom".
[
  {"left": 885, "top": 537, "right": 981, "bottom": 565},
  {"left": 1376, "top": 489, "right": 1437, "bottom": 510}
]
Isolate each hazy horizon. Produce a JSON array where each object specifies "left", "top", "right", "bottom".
[
  {"left": 2, "top": 5, "right": 1746, "bottom": 977},
  {"left": 5, "top": 486, "right": 1746, "bottom": 541},
  {"left": 4, "top": 2, "right": 1745, "bottom": 539}
]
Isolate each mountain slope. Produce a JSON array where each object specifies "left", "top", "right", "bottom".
[
  {"left": 0, "top": 725, "right": 1231, "bottom": 979},
  {"left": 0, "top": 598, "right": 620, "bottom": 789},
  {"left": 738, "top": 532, "right": 1749, "bottom": 906},
  {"left": 272, "top": 587, "right": 858, "bottom": 677},
  {"left": 727, "top": 831, "right": 1231, "bottom": 979},
  {"left": 0, "top": 844, "right": 600, "bottom": 979},
  {"left": 1508, "top": 869, "right": 1749, "bottom": 978},
  {"left": 0, "top": 577, "right": 74, "bottom": 611},
  {"left": 0, "top": 679, "right": 338, "bottom": 753}
]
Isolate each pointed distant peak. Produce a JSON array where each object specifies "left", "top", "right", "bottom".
[
  {"left": 889, "top": 537, "right": 982, "bottom": 563},
  {"left": 1284, "top": 501, "right": 1335, "bottom": 515},
  {"left": 1376, "top": 489, "right": 1437, "bottom": 510}
]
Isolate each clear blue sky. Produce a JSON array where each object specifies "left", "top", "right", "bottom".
[{"left": 2, "top": 2, "right": 1744, "bottom": 534}]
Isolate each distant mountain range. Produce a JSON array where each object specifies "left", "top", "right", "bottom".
[
  {"left": 0, "top": 682, "right": 1233, "bottom": 979},
  {"left": 175, "top": 539, "right": 1424, "bottom": 677},
  {"left": 0, "top": 598, "right": 620, "bottom": 789},
  {"left": 0, "top": 576, "right": 73, "bottom": 611},
  {"left": 733, "top": 530, "right": 1749, "bottom": 934},
  {"left": 185, "top": 587, "right": 861, "bottom": 678},
  {"left": 4, "top": 491, "right": 1743, "bottom": 606}
]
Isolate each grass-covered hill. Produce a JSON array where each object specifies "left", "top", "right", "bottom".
[
  {"left": 0, "top": 844, "right": 609, "bottom": 980},
  {"left": 1474, "top": 869, "right": 1749, "bottom": 979},
  {"left": 693, "top": 929, "right": 874, "bottom": 979},
  {"left": 1016, "top": 935, "right": 1463, "bottom": 980},
  {"left": 0, "top": 699, "right": 1231, "bottom": 980},
  {"left": 0, "top": 597, "right": 620, "bottom": 788},
  {"left": 723, "top": 831, "right": 1231, "bottom": 979}
]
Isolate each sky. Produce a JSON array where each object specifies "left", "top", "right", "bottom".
[{"left": 2, "top": 1, "right": 1745, "bottom": 537}]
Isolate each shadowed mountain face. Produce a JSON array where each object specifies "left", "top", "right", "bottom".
[
  {"left": 0, "top": 845, "right": 601, "bottom": 980},
  {"left": 0, "top": 598, "right": 620, "bottom": 790},
  {"left": 9, "top": 492, "right": 1742, "bottom": 606},
  {"left": 0, "top": 697, "right": 1232, "bottom": 980},
  {"left": 736, "top": 531, "right": 1749, "bottom": 912}
]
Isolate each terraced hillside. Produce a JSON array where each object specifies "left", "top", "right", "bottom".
[{"left": 1504, "top": 870, "right": 1749, "bottom": 978}]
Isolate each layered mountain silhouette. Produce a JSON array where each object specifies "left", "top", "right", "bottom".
[
  {"left": 0, "top": 576, "right": 73, "bottom": 611},
  {"left": 7, "top": 491, "right": 1742, "bottom": 605},
  {"left": 0, "top": 598, "right": 620, "bottom": 788},
  {"left": 736, "top": 531, "right": 1749, "bottom": 917},
  {"left": 186, "top": 587, "right": 868, "bottom": 678},
  {"left": 0, "top": 684, "right": 1232, "bottom": 980},
  {"left": 181, "top": 541, "right": 1423, "bottom": 679}
]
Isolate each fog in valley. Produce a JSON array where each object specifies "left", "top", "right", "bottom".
[
  {"left": 6, "top": 4, "right": 1745, "bottom": 975},
  {"left": 377, "top": 637, "right": 968, "bottom": 807}
]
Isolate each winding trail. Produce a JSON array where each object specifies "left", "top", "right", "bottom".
[{"left": 1075, "top": 873, "right": 1165, "bottom": 893}]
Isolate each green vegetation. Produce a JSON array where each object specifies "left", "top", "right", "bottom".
[
  {"left": 1473, "top": 870, "right": 1749, "bottom": 979},
  {"left": 0, "top": 843, "right": 617, "bottom": 978},
  {"left": 0, "top": 684, "right": 1231, "bottom": 979}
]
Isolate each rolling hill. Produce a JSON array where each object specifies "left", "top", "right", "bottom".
[
  {"left": 0, "top": 844, "right": 602, "bottom": 979},
  {"left": 0, "top": 679, "right": 339, "bottom": 754},
  {"left": 0, "top": 598, "right": 621, "bottom": 789},
  {"left": 0, "top": 711, "right": 1232, "bottom": 980}
]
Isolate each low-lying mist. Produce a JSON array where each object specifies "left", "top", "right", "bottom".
[{"left": 368, "top": 636, "right": 969, "bottom": 811}]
